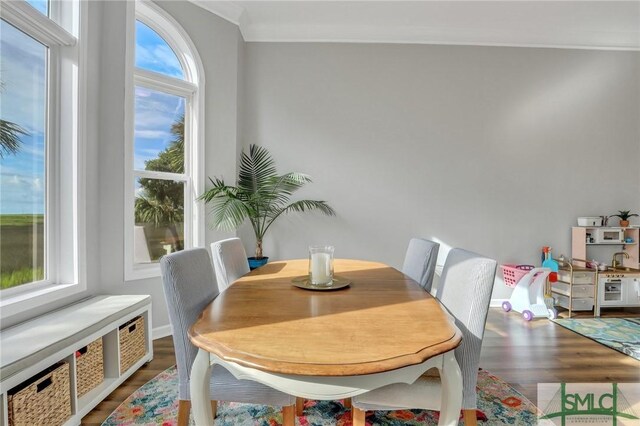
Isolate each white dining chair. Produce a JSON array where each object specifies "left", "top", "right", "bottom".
[
  {"left": 402, "top": 238, "right": 440, "bottom": 293},
  {"left": 352, "top": 248, "right": 497, "bottom": 426},
  {"left": 210, "top": 237, "right": 250, "bottom": 292},
  {"left": 160, "top": 248, "right": 296, "bottom": 426},
  {"left": 210, "top": 238, "right": 307, "bottom": 415}
]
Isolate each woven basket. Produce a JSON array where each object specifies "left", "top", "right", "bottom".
[
  {"left": 119, "top": 316, "right": 146, "bottom": 374},
  {"left": 76, "top": 338, "right": 104, "bottom": 397},
  {"left": 8, "top": 362, "right": 71, "bottom": 426}
]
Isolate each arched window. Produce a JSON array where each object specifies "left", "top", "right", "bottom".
[{"left": 125, "top": 1, "right": 204, "bottom": 280}]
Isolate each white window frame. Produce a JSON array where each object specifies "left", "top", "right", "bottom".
[
  {"left": 0, "top": 0, "right": 87, "bottom": 318},
  {"left": 124, "top": 0, "right": 205, "bottom": 281}
]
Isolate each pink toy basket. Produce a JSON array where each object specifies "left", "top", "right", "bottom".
[{"left": 501, "top": 264, "right": 535, "bottom": 288}]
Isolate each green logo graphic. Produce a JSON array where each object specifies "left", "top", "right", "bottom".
[{"left": 540, "top": 383, "right": 639, "bottom": 425}]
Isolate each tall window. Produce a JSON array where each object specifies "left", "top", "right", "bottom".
[
  {"left": 125, "top": 1, "right": 203, "bottom": 280},
  {"left": 0, "top": 0, "right": 79, "bottom": 294}
]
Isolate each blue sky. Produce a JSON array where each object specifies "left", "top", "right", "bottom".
[
  {"left": 134, "top": 21, "right": 185, "bottom": 171},
  {"left": 135, "top": 21, "right": 183, "bottom": 80},
  {"left": 1, "top": 18, "right": 185, "bottom": 214},
  {"left": 0, "top": 19, "right": 47, "bottom": 215},
  {"left": 134, "top": 86, "right": 185, "bottom": 171},
  {"left": 26, "top": 0, "right": 48, "bottom": 16}
]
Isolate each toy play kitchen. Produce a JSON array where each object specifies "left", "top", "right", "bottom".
[
  {"left": 570, "top": 212, "right": 640, "bottom": 317},
  {"left": 596, "top": 269, "right": 640, "bottom": 316},
  {"left": 500, "top": 212, "right": 639, "bottom": 319}
]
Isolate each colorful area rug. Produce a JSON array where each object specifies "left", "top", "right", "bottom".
[
  {"left": 102, "top": 367, "right": 538, "bottom": 425},
  {"left": 553, "top": 317, "right": 640, "bottom": 361}
]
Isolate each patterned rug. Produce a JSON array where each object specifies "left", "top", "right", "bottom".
[
  {"left": 102, "top": 367, "right": 539, "bottom": 425},
  {"left": 553, "top": 317, "right": 640, "bottom": 361}
]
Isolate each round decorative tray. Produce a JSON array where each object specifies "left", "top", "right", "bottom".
[{"left": 291, "top": 275, "right": 351, "bottom": 291}]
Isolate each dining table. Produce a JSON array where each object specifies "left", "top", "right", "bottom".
[{"left": 188, "top": 259, "right": 463, "bottom": 425}]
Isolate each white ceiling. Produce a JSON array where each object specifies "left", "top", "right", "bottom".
[{"left": 187, "top": 1, "right": 640, "bottom": 50}]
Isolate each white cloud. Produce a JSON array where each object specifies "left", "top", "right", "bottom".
[
  {"left": 135, "top": 129, "right": 172, "bottom": 140},
  {"left": 133, "top": 88, "right": 184, "bottom": 164},
  {"left": 135, "top": 41, "right": 183, "bottom": 79},
  {"left": 0, "top": 172, "right": 45, "bottom": 214},
  {"left": 1, "top": 172, "right": 43, "bottom": 192}
]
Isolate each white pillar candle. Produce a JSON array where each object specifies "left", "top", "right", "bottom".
[{"left": 311, "top": 252, "right": 332, "bottom": 284}]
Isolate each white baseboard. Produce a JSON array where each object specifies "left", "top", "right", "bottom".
[
  {"left": 490, "top": 298, "right": 508, "bottom": 308},
  {"left": 152, "top": 324, "right": 172, "bottom": 340}
]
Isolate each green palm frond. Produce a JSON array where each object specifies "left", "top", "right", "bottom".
[
  {"left": 262, "top": 199, "right": 335, "bottom": 237},
  {"left": 0, "top": 119, "right": 27, "bottom": 159},
  {"left": 200, "top": 177, "right": 241, "bottom": 203},
  {"left": 238, "top": 144, "right": 278, "bottom": 195},
  {"left": 264, "top": 172, "right": 313, "bottom": 204},
  {"left": 201, "top": 144, "right": 335, "bottom": 256},
  {"left": 210, "top": 196, "right": 250, "bottom": 231},
  {"left": 282, "top": 199, "right": 335, "bottom": 216},
  {"left": 165, "top": 117, "right": 184, "bottom": 173},
  {"left": 135, "top": 194, "right": 183, "bottom": 226}
]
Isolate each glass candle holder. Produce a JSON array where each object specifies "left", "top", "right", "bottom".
[{"left": 309, "top": 245, "right": 334, "bottom": 285}]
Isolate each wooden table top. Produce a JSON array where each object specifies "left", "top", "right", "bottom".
[{"left": 189, "top": 259, "right": 461, "bottom": 376}]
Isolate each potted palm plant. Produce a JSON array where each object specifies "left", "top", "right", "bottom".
[
  {"left": 200, "top": 144, "right": 335, "bottom": 268},
  {"left": 610, "top": 210, "right": 638, "bottom": 227}
]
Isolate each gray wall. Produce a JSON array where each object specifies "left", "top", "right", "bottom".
[
  {"left": 96, "top": 0, "right": 241, "bottom": 331},
  {"left": 239, "top": 43, "right": 640, "bottom": 299}
]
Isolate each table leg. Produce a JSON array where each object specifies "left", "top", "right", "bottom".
[
  {"left": 437, "top": 351, "right": 462, "bottom": 426},
  {"left": 190, "top": 349, "right": 214, "bottom": 425}
]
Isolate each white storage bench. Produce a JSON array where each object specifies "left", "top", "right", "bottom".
[{"left": 0, "top": 295, "right": 152, "bottom": 426}]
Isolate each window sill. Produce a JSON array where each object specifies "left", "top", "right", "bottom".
[
  {"left": 0, "top": 280, "right": 87, "bottom": 320},
  {"left": 125, "top": 263, "right": 162, "bottom": 282}
]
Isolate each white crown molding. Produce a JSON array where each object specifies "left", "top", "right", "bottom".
[
  {"left": 189, "top": 0, "right": 245, "bottom": 26},
  {"left": 187, "top": 1, "right": 640, "bottom": 51},
  {"left": 242, "top": 24, "right": 640, "bottom": 51}
]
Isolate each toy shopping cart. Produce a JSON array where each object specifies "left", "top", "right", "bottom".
[{"left": 501, "top": 264, "right": 558, "bottom": 321}]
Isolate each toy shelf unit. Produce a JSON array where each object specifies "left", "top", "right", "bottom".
[
  {"left": 549, "top": 258, "right": 597, "bottom": 318},
  {"left": 572, "top": 226, "right": 640, "bottom": 269}
]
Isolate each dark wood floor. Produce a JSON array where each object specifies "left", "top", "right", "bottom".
[{"left": 81, "top": 309, "right": 640, "bottom": 425}]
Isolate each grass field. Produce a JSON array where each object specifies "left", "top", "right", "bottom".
[
  {"left": 0, "top": 214, "right": 44, "bottom": 226},
  {"left": 0, "top": 214, "right": 44, "bottom": 290}
]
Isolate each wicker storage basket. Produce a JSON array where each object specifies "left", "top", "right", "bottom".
[
  {"left": 119, "top": 316, "right": 146, "bottom": 373},
  {"left": 8, "top": 361, "right": 71, "bottom": 426},
  {"left": 76, "top": 338, "right": 104, "bottom": 397}
]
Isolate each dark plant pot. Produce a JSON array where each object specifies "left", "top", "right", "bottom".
[
  {"left": 248, "top": 257, "right": 269, "bottom": 270},
  {"left": 620, "top": 220, "right": 630, "bottom": 227}
]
